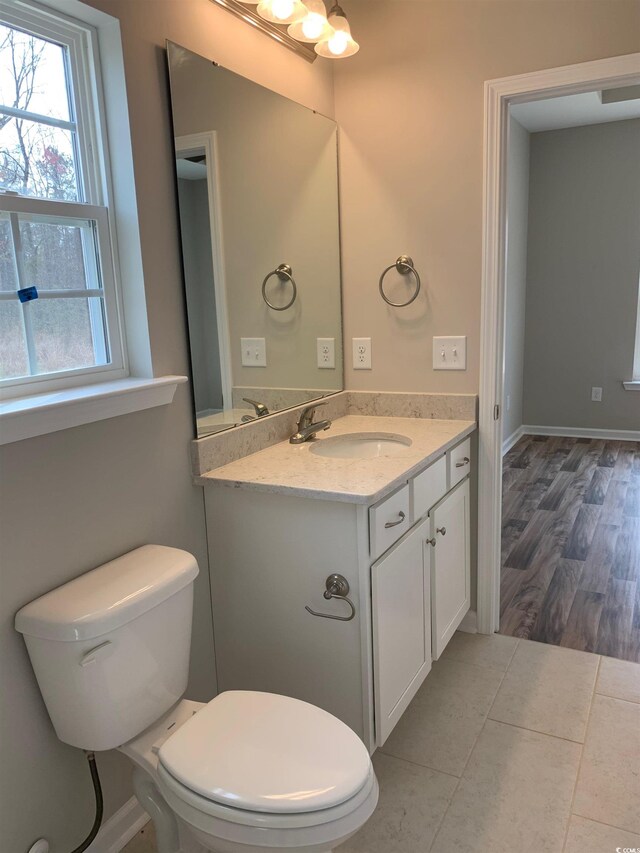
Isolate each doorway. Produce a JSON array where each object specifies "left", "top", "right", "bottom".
[{"left": 477, "top": 53, "right": 640, "bottom": 653}]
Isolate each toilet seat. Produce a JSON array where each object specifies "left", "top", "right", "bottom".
[
  {"left": 154, "top": 691, "right": 378, "bottom": 850},
  {"left": 157, "top": 691, "right": 372, "bottom": 814}
]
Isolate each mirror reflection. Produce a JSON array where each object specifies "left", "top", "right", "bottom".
[{"left": 167, "top": 42, "right": 343, "bottom": 438}]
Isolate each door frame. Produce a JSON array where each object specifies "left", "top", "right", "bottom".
[
  {"left": 477, "top": 52, "right": 640, "bottom": 635},
  {"left": 175, "top": 131, "right": 234, "bottom": 413}
]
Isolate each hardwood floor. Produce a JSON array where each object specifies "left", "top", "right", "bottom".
[{"left": 500, "top": 435, "right": 640, "bottom": 663}]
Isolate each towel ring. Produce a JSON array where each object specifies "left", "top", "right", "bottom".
[
  {"left": 379, "top": 255, "right": 421, "bottom": 307},
  {"left": 262, "top": 263, "right": 297, "bottom": 311}
]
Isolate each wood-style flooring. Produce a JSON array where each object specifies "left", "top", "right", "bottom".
[{"left": 500, "top": 434, "right": 640, "bottom": 663}]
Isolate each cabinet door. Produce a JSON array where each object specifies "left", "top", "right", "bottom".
[
  {"left": 431, "top": 479, "right": 470, "bottom": 659},
  {"left": 372, "top": 519, "right": 431, "bottom": 746}
]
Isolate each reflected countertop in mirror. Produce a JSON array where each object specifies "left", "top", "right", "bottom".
[{"left": 167, "top": 41, "right": 343, "bottom": 439}]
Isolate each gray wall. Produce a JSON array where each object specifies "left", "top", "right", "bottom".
[
  {"left": 503, "top": 116, "right": 531, "bottom": 444},
  {"left": 0, "top": 0, "right": 334, "bottom": 850},
  {"left": 523, "top": 119, "right": 640, "bottom": 431}
]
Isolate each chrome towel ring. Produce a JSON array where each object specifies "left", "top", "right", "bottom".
[
  {"left": 262, "top": 263, "right": 297, "bottom": 311},
  {"left": 379, "top": 255, "right": 421, "bottom": 307}
]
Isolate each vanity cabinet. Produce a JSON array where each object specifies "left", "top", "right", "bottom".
[
  {"left": 203, "top": 433, "right": 473, "bottom": 752},
  {"left": 372, "top": 518, "right": 431, "bottom": 744},
  {"left": 429, "top": 480, "right": 471, "bottom": 659}
]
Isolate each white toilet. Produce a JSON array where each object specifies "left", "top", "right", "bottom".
[{"left": 15, "top": 545, "right": 378, "bottom": 853}]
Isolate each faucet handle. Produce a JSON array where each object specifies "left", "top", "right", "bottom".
[
  {"left": 243, "top": 397, "right": 270, "bottom": 417},
  {"left": 298, "top": 399, "right": 328, "bottom": 428}
]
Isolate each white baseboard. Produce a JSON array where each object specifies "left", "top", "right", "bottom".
[
  {"left": 458, "top": 609, "right": 478, "bottom": 634},
  {"left": 522, "top": 424, "right": 640, "bottom": 442},
  {"left": 502, "top": 425, "right": 526, "bottom": 456},
  {"left": 87, "top": 796, "right": 149, "bottom": 853}
]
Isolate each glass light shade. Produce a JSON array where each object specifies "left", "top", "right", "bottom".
[
  {"left": 256, "top": 0, "right": 308, "bottom": 24},
  {"left": 315, "top": 7, "right": 359, "bottom": 58},
  {"left": 287, "top": 0, "right": 332, "bottom": 43}
]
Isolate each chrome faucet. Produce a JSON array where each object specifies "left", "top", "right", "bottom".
[
  {"left": 289, "top": 401, "right": 332, "bottom": 444},
  {"left": 242, "top": 397, "right": 270, "bottom": 421}
]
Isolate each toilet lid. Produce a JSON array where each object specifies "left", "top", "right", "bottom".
[{"left": 158, "top": 691, "right": 371, "bottom": 814}]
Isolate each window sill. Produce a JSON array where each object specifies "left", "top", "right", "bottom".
[
  {"left": 0, "top": 376, "right": 188, "bottom": 445},
  {"left": 623, "top": 380, "right": 640, "bottom": 391}
]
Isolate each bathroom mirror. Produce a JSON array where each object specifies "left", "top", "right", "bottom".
[{"left": 166, "top": 42, "right": 343, "bottom": 438}]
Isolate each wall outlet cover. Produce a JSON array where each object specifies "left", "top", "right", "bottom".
[
  {"left": 591, "top": 386, "right": 603, "bottom": 402},
  {"left": 317, "top": 337, "right": 335, "bottom": 369},
  {"left": 352, "top": 337, "right": 372, "bottom": 370},
  {"left": 433, "top": 336, "right": 467, "bottom": 370},
  {"left": 241, "top": 337, "right": 267, "bottom": 367}
]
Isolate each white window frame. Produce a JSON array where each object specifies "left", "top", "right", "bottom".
[{"left": 0, "top": 0, "right": 128, "bottom": 398}]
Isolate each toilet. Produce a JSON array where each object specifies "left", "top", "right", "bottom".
[{"left": 15, "top": 545, "right": 378, "bottom": 853}]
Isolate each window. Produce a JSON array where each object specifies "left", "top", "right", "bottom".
[{"left": 0, "top": 0, "right": 126, "bottom": 397}]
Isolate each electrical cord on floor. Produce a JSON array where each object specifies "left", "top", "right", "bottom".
[{"left": 70, "top": 751, "right": 103, "bottom": 853}]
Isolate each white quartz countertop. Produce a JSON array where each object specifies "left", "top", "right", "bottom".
[{"left": 198, "top": 415, "right": 476, "bottom": 504}]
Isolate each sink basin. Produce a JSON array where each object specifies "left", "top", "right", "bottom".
[{"left": 309, "top": 432, "right": 412, "bottom": 459}]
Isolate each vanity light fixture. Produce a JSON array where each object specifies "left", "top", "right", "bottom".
[
  {"left": 256, "top": 0, "right": 309, "bottom": 25},
  {"left": 287, "top": 0, "right": 332, "bottom": 43},
  {"left": 315, "top": 2, "right": 359, "bottom": 58},
  {"left": 214, "top": 0, "right": 359, "bottom": 61}
]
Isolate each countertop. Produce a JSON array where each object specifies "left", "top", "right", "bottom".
[{"left": 198, "top": 415, "right": 476, "bottom": 504}]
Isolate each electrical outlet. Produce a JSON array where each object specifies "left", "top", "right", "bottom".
[
  {"left": 352, "top": 337, "right": 372, "bottom": 370},
  {"left": 591, "top": 386, "right": 603, "bottom": 402},
  {"left": 433, "top": 336, "right": 467, "bottom": 370},
  {"left": 317, "top": 337, "right": 335, "bottom": 369},
  {"left": 241, "top": 337, "right": 266, "bottom": 367}
]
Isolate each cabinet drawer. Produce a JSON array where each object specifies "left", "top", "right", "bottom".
[
  {"left": 369, "top": 484, "right": 410, "bottom": 561},
  {"left": 411, "top": 455, "right": 447, "bottom": 520},
  {"left": 447, "top": 436, "right": 471, "bottom": 488}
]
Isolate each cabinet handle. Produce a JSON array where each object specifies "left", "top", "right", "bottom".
[
  {"left": 426, "top": 537, "right": 436, "bottom": 547},
  {"left": 437, "top": 526, "right": 447, "bottom": 536},
  {"left": 455, "top": 456, "right": 470, "bottom": 468},
  {"left": 384, "top": 511, "right": 406, "bottom": 529}
]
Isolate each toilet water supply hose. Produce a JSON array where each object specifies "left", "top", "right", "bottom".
[{"left": 70, "top": 752, "right": 103, "bottom": 853}]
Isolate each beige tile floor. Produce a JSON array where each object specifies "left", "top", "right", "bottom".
[{"left": 124, "top": 634, "right": 640, "bottom": 853}]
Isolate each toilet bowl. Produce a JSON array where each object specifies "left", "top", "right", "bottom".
[
  {"left": 15, "top": 546, "right": 378, "bottom": 853},
  {"left": 122, "top": 691, "right": 378, "bottom": 853}
]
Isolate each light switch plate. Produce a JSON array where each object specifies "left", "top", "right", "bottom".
[
  {"left": 353, "top": 337, "right": 372, "bottom": 370},
  {"left": 433, "top": 336, "right": 467, "bottom": 370},
  {"left": 317, "top": 338, "right": 335, "bottom": 369},
  {"left": 241, "top": 337, "right": 267, "bottom": 367}
]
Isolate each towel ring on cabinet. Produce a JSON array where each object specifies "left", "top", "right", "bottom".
[
  {"left": 262, "top": 263, "right": 297, "bottom": 311},
  {"left": 305, "top": 574, "right": 356, "bottom": 622},
  {"left": 379, "top": 255, "right": 421, "bottom": 307}
]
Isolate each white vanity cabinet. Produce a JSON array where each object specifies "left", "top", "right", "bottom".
[
  {"left": 203, "top": 433, "right": 473, "bottom": 752},
  {"left": 372, "top": 517, "right": 431, "bottom": 745},
  {"left": 429, "top": 479, "right": 471, "bottom": 659}
]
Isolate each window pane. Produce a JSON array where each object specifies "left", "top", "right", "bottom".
[
  {"left": 19, "top": 217, "right": 99, "bottom": 291},
  {"left": 0, "top": 300, "right": 28, "bottom": 379},
  {"left": 0, "top": 116, "right": 79, "bottom": 200},
  {"left": 0, "top": 24, "right": 71, "bottom": 122},
  {"left": 29, "top": 296, "right": 108, "bottom": 374},
  {"left": 0, "top": 216, "right": 17, "bottom": 291}
]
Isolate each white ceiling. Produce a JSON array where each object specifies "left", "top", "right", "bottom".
[{"left": 511, "top": 89, "right": 640, "bottom": 133}]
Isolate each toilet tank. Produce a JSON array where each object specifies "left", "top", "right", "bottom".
[{"left": 15, "top": 545, "right": 199, "bottom": 751}]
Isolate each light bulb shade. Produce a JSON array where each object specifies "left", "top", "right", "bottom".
[
  {"left": 256, "top": 0, "right": 308, "bottom": 24},
  {"left": 315, "top": 7, "right": 359, "bottom": 58},
  {"left": 287, "top": 0, "right": 332, "bottom": 42}
]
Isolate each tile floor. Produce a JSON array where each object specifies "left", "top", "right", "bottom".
[{"left": 124, "top": 632, "right": 640, "bottom": 853}]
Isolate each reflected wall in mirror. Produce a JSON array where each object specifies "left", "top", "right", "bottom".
[{"left": 167, "top": 42, "right": 343, "bottom": 438}]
